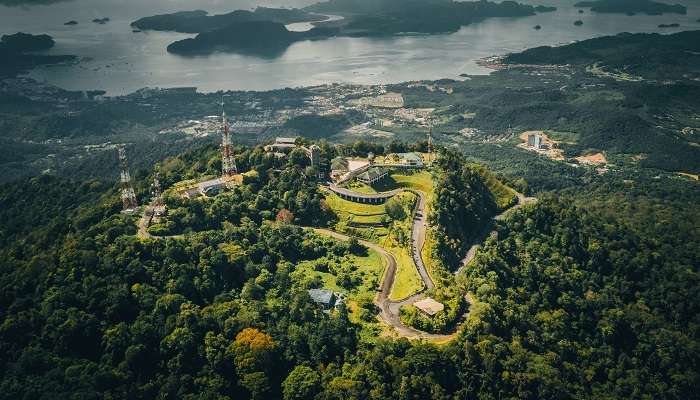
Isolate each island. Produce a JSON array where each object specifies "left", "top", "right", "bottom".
[
  {"left": 534, "top": 24, "right": 542, "bottom": 29},
  {"left": 1, "top": 32, "right": 55, "bottom": 51},
  {"left": 132, "top": 7, "right": 329, "bottom": 34},
  {"left": 574, "top": 19, "right": 584, "bottom": 25},
  {"left": 166, "top": 21, "right": 338, "bottom": 56},
  {"left": 92, "top": 17, "right": 110, "bottom": 24},
  {"left": 574, "top": 0, "right": 687, "bottom": 15},
  {"left": 0, "top": 32, "right": 75, "bottom": 76},
  {"left": 534, "top": 5, "right": 557, "bottom": 12},
  {"left": 658, "top": 23, "right": 680, "bottom": 28},
  {"left": 63, "top": 20, "right": 78, "bottom": 26},
  {"left": 306, "top": 0, "right": 538, "bottom": 35},
  {"left": 160, "top": 0, "right": 541, "bottom": 56}
]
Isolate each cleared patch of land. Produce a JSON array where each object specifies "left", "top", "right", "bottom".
[
  {"left": 518, "top": 130, "right": 565, "bottom": 161},
  {"left": 576, "top": 152, "right": 607, "bottom": 165},
  {"left": 678, "top": 172, "right": 699, "bottom": 181}
]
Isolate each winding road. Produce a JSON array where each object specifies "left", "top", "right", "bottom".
[
  {"left": 141, "top": 178, "right": 534, "bottom": 340},
  {"left": 315, "top": 188, "right": 535, "bottom": 340},
  {"left": 455, "top": 193, "right": 536, "bottom": 275}
]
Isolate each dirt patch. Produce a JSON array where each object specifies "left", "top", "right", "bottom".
[
  {"left": 517, "top": 130, "right": 565, "bottom": 161},
  {"left": 575, "top": 152, "right": 607, "bottom": 165},
  {"left": 678, "top": 172, "right": 699, "bottom": 181}
]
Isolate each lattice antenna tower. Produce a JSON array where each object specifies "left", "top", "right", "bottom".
[
  {"left": 220, "top": 95, "right": 237, "bottom": 177},
  {"left": 118, "top": 145, "right": 138, "bottom": 211},
  {"left": 427, "top": 120, "right": 434, "bottom": 166},
  {"left": 151, "top": 173, "right": 163, "bottom": 207}
]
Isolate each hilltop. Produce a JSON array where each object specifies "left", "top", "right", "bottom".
[{"left": 1, "top": 140, "right": 698, "bottom": 398}]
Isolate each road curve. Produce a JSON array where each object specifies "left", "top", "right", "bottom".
[
  {"left": 409, "top": 190, "right": 434, "bottom": 291},
  {"left": 136, "top": 202, "right": 184, "bottom": 240},
  {"left": 456, "top": 192, "right": 536, "bottom": 275},
  {"left": 313, "top": 228, "right": 451, "bottom": 340}
]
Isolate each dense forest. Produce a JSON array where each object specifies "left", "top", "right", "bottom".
[
  {"left": 430, "top": 151, "right": 501, "bottom": 269},
  {"left": 504, "top": 30, "right": 700, "bottom": 81},
  {"left": 308, "top": 0, "right": 537, "bottom": 35},
  {"left": 1, "top": 141, "right": 699, "bottom": 398}
]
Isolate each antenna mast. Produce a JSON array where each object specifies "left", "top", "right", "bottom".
[
  {"left": 220, "top": 96, "right": 237, "bottom": 177},
  {"left": 151, "top": 173, "right": 163, "bottom": 207},
  {"left": 118, "top": 145, "right": 138, "bottom": 212},
  {"left": 427, "top": 121, "right": 433, "bottom": 166}
]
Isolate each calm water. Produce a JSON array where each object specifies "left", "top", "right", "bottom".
[{"left": 2, "top": 0, "right": 699, "bottom": 95}]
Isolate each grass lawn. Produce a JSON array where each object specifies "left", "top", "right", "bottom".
[
  {"left": 351, "top": 214, "right": 385, "bottom": 225},
  {"left": 293, "top": 237, "right": 388, "bottom": 341},
  {"left": 325, "top": 172, "right": 436, "bottom": 301},
  {"left": 386, "top": 244, "right": 424, "bottom": 301},
  {"left": 325, "top": 193, "right": 386, "bottom": 217},
  {"left": 292, "top": 249, "right": 384, "bottom": 295},
  {"left": 372, "top": 170, "right": 434, "bottom": 196},
  {"left": 346, "top": 181, "right": 377, "bottom": 194}
]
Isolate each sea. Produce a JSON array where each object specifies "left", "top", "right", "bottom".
[{"left": 1, "top": 0, "right": 699, "bottom": 95}]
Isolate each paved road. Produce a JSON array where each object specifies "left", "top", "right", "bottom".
[
  {"left": 313, "top": 228, "right": 451, "bottom": 340},
  {"left": 137, "top": 208, "right": 153, "bottom": 239},
  {"left": 409, "top": 191, "right": 434, "bottom": 291},
  {"left": 456, "top": 192, "right": 536, "bottom": 275},
  {"left": 136, "top": 202, "right": 183, "bottom": 240}
]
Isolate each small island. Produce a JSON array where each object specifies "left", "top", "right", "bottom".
[
  {"left": 574, "top": 19, "right": 584, "bottom": 26},
  {"left": 534, "top": 5, "right": 557, "bottom": 12},
  {"left": 0, "top": 32, "right": 76, "bottom": 76},
  {"left": 534, "top": 25, "right": 542, "bottom": 30},
  {"left": 658, "top": 23, "right": 680, "bottom": 28},
  {"left": 1, "top": 32, "right": 55, "bottom": 51},
  {"left": 166, "top": 21, "right": 338, "bottom": 56},
  {"left": 63, "top": 20, "right": 78, "bottom": 26},
  {"left": 574, "top": 0, "right": 686, "bottom": 16},
  {"left": 92, "top": 17, "right": 110, "bottom": 24}
]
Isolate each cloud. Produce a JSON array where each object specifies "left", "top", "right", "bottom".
[{"left": 0, "top": 0, "right": 74, "bottom": 7}]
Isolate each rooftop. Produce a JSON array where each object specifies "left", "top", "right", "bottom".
[
  {"left": 275, "top": 137, "right": 298, "bottom": 144},
  {"left": 308, "top": 288, "right": 335, "bottom": 306},
  {"left": 397, "top": 152, "right": 423, "bottom": 163},
  {"left": 357, "top": 167, "right": 388, "bottom": 182},
  {"left": 414, "top": 297, "right": 444, "bottom": 316},
  {"left": 331, "top": 157, "right": 349, "bottom": 171}
]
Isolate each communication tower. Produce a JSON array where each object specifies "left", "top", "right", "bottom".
[
  {"left": 220, "top": 97, "right": 237, "bottom": 177},
  {"left": 118, "top": 146, "right": 138, "bottom": 212},
  {"left": 427, "top": 124, "right": 434, "bottom": 166},
  {"left": 151, "top": 173, "right": 163, "bottom": 207}
]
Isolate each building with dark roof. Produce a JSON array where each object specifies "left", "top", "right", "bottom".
[
  {"left": 308, "top": 288, "right": 337, "bottom": 309},
  {"left": 356, "top": 167, "right": 389, "bottom": 185}
]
